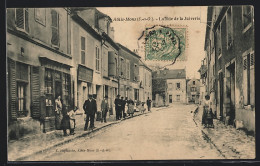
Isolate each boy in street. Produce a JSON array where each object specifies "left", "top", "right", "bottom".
[{"left": 68, "top": 106, "right": 78, "bottom": 135}]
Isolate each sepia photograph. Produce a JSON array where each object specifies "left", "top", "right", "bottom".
[{"left": 6, "top": 6, "right": 255, "bottom": 161}]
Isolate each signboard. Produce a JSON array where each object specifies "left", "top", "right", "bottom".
[{"left": 78, "top": 65, "right": 93, "bottom": 83}]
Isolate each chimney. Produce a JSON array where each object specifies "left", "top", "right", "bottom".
[{"left": 109, "top": 27, "right": 115, "bottom": 40}]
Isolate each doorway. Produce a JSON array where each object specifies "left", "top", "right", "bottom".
[
  {"left": 226, "top": 62, "right": 236, "bottom": 125},
  {"left": 169, "top": 95, "right": 172, "bottom": 103}
]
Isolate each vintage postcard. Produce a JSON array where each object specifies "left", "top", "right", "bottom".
[{"left": 6, "top": 6, "right": 255, "bottom": 161}]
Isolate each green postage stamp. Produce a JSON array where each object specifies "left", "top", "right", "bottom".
[{"left": 144, "top": 25, "right": 186, "bottom": 61}]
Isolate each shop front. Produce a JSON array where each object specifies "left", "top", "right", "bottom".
[{"left": 39, "top": 57, "right": 73, "bottom": 132}]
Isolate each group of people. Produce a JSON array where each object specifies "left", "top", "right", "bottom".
[
  {"left": 55, "top": 94, "right": 153, "bottom": 136},
  {"left": 55, "top": 95, "right": 78, "bottom": 136},
  {"left": 114, "top": 95, "right": 152, "bottom": 120}
]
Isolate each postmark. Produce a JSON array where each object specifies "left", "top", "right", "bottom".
[{"left": 141, "top": 25, "right": 187, "bottom": 62}]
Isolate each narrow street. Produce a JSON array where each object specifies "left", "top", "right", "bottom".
[{"left": 27, "top": 104, "right": 223, "bottom": 160}]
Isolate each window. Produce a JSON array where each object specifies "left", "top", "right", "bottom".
[
  {"left": 134, "top": 89, "right": 139, "bottom": 101},
  {"left": 120, "top": 58, "right": 124, "bottom": 76},
  {"left": 193, "top": 81, "right": 195, "bottom": 85},
  {"left": 176, "top": 95, "right": 180, "bottom": 101},
  {"left": 176, "top": 83, "right": 180, "bottom": 89},
  {"left": 63, "top": 73, "right": 71, "bottom": 107},
  {"left": 216, "top": 25, "right": 222, "bottom": 58},
  {"left": 115, "top": 58, "right": 118, "bottom": 76},
  {"left": 242, "top": 6, "right": 253, "bottom": 30},
  {"left": 81, "top": 36, "right": 85, "bottom": 65},
  {"left": 94, "top": 12, "right": 99, "bottom": 29},
  {"left": 15, "top": 8, "right": 29, "bottom": 33},
  {"left": 226, "top": 7, "right": 233, "bottom": 49},
  {"left": 168, "top": 83, "right": 172, "bottom": 90},
  {"left": 17, "top": 82, "right": 26, "bottom": 113},
  {"left": 35, "top": 8, "right": 46, "bottom": 25},
  {"left": 126, "top": 60, "right": 130, "bottom": 79},
  {"left": 96, "top": 46, "right": 100, "bottom": 71},
  {"left": 169, "top": 95, "right": 172, "bottom": 103},
  {"left": 243, "top": 53, "right": 254, "bottom": 105},
  {"left": 134, "top": 64, "right": 138, "bottom": 81},
  {"left": 191, "top": 87, "right": 196, "bottom": 92},
  {"left": 51, "top": 10, "right": 59, "bottom": 47}
]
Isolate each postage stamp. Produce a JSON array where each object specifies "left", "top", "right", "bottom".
[{"left": 143, "top": 25, "right": 187, "bottom": 61}]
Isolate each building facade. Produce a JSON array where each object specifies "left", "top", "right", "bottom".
[
  {"left": 152, "top": 69, "right": 187, "bottom": 107},
  {"left": 118, "top": 43, "right": 141, "bottom": 101},
  {"left": 186, "top": 79, "right": 200, "bottom": 104},
  {"left": 139, "top": 59, "right": 152, "bottom": 103},
  {"left": 204, "top": 6, "right": 255, "bottom": 133},
  {"left": 7, "top": 8, "right": 73, "bottom": 137}
]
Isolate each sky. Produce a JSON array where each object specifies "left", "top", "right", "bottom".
[{"left": 97, "top": 7, "right": 208, "bottom": 79}]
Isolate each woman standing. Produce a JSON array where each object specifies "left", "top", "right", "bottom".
[{"left": 55, "top": 96, "right": 63, "bottom": 130}]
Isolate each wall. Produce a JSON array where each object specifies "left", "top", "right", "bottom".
[{"left": 166, "top": 79, "right": 186, "bottom": 103}]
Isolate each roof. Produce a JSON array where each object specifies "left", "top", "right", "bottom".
[
  {"left": 117, "top": 43, "right": 141, "bottom": 59},
  {"left": 139, "top": 59, "right": 152, "bottom": 72},
  {"left": 152, "top": 69, "right": 186, "bottom": 79},
  {"left": 71, "top": 7, "right": 112, "bottom": 22}
]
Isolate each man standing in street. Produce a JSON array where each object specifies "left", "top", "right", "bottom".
[
  {"left": 146, "top": 97, "right": 152, "bottom": 112},
  {"left": 121, "top": 97, "right": 127, "bottom": 119},
  {"left": 83, "top": 94, "right": 97, "bottom": 131},
  {"left": 114, "top": 95, "right": 121, "bottom": 120},
  {"left": 101, "top": 95, "right": 109, "bottom": 123}
]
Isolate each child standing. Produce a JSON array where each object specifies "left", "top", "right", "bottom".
[{"left": 68, "top": 106, "right": 78, "bottom": 135}]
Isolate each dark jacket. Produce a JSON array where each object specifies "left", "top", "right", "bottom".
[
  {"left": 101, "top": 99, "right": 109, "bottom": 112},
  {"left": 83, "top": 99, "right": 97, "bottom": 115},
  {"left": 114, "top": 98, "right": 121, "bottom": 109},
  {"left": 146, "top": 99, "right": 152, "bottom": 106}
]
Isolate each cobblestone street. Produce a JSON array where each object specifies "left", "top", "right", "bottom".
[{"left": 25, "top": 104, "right": 224, "bottom": 161}]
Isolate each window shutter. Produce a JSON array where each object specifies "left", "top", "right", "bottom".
[
  {"left": 16, "top": 8, "right": 24, "bottom": 29},
  {"left": 243, "top": 58, "right": 247, "bottom": 70},
  {"left": 108, "top": 51, "right": 116, "bottom": 76},
  {"left": 250, "top": 53, "right": 254, "bottom": 66},
  {"left": 25, "top": 8, "right": 29, "bottom": 32},
  {"left": 8, "top": 59, "right": 17, "bottom": 121},
  {"left": 51, "top": 10, "right": 59, "bottom": 46},
  {"left": 31, "top": 66, "right": 41, "bottom": 118}
]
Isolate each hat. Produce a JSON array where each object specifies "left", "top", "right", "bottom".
[
  {"left": 88, "top": 94, "right": 93, "bottom": 97},
  {"left": 105, "top": 95, "right": 108, "bottom": 98},
  {"left": 117, "top": 94, "right": 120, "bottom": 97}
]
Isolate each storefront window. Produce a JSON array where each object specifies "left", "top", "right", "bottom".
[
  {"left": 45, "top": 69, "right": 54, "bottom": 117},
  {"left": 63, "top": 73, "right": 71, "bottom": 107}
]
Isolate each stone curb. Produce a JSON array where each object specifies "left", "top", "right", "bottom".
[
  {"left": 14, "top": 107, "right": 167, "bottom": 161},
  {"left": 192, "top": 105, "right": 227, "bottom": 159}
]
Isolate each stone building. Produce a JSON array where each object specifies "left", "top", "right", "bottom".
[
  {"left": 7, "top": 8, "right": 73, "bottom": 137},
  {"left": 152, "top": 69, "right": 187, "bottom": 107},
  {"left": 70, "top": 8, "right": 119, "bottom": 114},
  {"left": 186, "top": 78, "right": 200, "bottom": 104},
  {"left": 204, "top": 6, "right": 255, "bottom": 133},
  {"left": 117, "top": 43, "right": 141, "bottom": 101},
  {"left": 139, "top": 59, "right": 152, "bottom": 103}
]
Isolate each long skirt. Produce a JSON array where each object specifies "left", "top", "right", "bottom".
[
  {"left": 55, "top": 113, "right": 63, "bottom": 130},
  {"left": 61, "top": 115, "right": 70, "bottom": 130},
  {"left": 127, "top": 104, "right": 134, "bottom": 114}
]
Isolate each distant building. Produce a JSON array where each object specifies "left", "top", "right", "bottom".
[
  {"left": 152, "top": 69, "right": 186, "bottom": 107},
  {"left": 186, "top": 78, "right": 200, "bottom": 104},
  {"left": 198, "top": 58, "right": 207, "bottom": 105}
]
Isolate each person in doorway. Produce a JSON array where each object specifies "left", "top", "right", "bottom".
[
  {"left": 101, "top": 96, "right": 109, "bottom": 123},
  {"left": 68, "top": 106, "right": 78, "bottom": 135},
  {"left": 55, "top": 96, "right": 63, "bottom": 130},
  {"left": 146, "top": 97, "right": 152, "bottom": 112},
  {"left": 83, "top": 94, "right": 97, "bottom": 131},
  {"left": 114, "top": 95, "right": 121, "bottom": 120}
]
